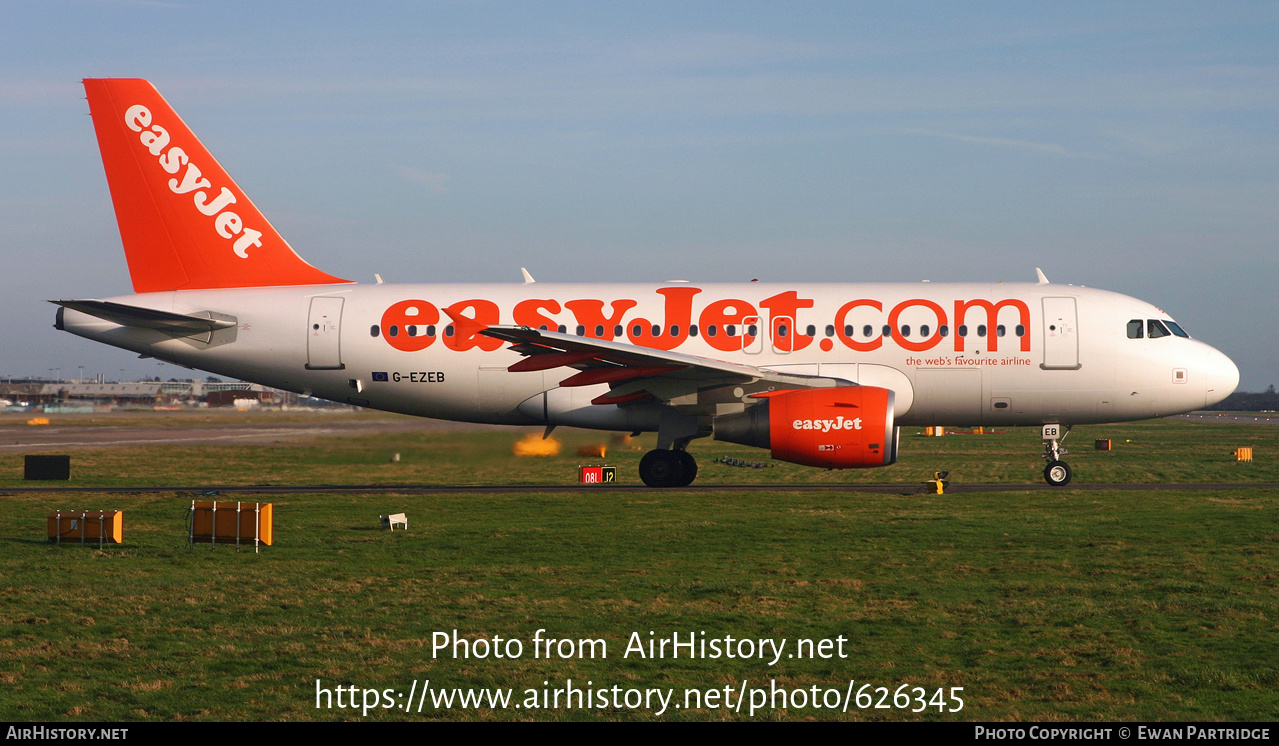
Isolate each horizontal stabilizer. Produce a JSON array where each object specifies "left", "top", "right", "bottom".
[{"left": 52, "top": 299, "right": 236, "bottom": 336}]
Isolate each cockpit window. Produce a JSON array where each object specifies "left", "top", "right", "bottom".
[
  {"left": 1127, "top": 319, "right": 1143, "bottom": 339},
  {"left": 1147, "top": 319, "right": 1171, "bottom": 338},
  {"left": 1164, "top": 320, "right": 1189, "bottom": 338}
]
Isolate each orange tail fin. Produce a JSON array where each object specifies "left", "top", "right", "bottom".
[{"left": 83, "top": 78, "right": 351, "bottom": 292}]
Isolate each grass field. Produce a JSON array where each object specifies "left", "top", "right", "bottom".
[
  {"left": 1, "top": 409, "right": 1276, "bottom": 488},
  {"left": 0, "top": 412, "right": 1275, "bottom": 721}
]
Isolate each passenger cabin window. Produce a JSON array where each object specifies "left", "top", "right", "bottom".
[
  {"left": 1127, "top": 320, "right": 1143, "bottom": 339},
  {"left": 595, "top": 325, "right": 604, "bottom": 337},
  {"left": 806, "top": 325, "right": 816, "bottom": 337},
  {"left": 958, "top": 325, "right": 968, "bottom": 337},
  {"left": 576, "top": 325, "right": 586, "bottom": 336},
  {"left": 940, "top": 325, "right": 949, "bottom": 337},
  {"left": 977, "top": 325, "right": 987, "bottom": 337},
  {"left": 996, "top": 325, "right": 1006, "bottom": 337},
  {"left": 707, "top": 325, "right": 718, "bottom": 337},
  {"left": 689, "top": 325, "right": 699, "bottom": 337},
  {"left": 825, "top": 325, "right": 835, "bottom": 337},
  {"left": 614, "top": 325, "right": 623, "bottom": 337},
  {"left": 1148, "top": 319, "right": 1171, "bottom": 338},
  {"left": 920, "top": 324, "right": 930, "bottom": 337},
  {"left": 370, "top": 325, "right": 380, "bottom": 337},
  {"left": 882, "top": 325, "right": 892, "bottom": 337}
]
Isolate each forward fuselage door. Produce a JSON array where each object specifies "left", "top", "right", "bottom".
[
  {"left": 1041, "top": 297, "right": 1080, "bottom": 370},
  {"left": 306, "top": 296, "right": 345, "bottom": 370}
]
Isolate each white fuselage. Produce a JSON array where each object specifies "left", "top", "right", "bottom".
[{"left": 57, "top": 281, "right": 1239, "bottom": 430}]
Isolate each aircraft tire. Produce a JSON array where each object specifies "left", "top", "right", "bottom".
[
  {"left": 1044, "top": 460, "right": 1072, "bottom": 486},
  {"left": 640, "top": 449, "right": 685, "bottom": 488},
  {"left": 675, "top": 450, "right": 698, "bottom": 487}
]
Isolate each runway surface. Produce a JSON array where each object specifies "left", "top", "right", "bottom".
[
  {"left": 1175, "top": 412, "right": 1279, "bottom": 425},
  {"left": 4, "top": 411, "right": 1270, "bottom": 453},
  {"left": 0, "top": 416, "right": 502, "bottom": 451},
  {"left": 4, "top": 410, "right": 1272, "bottom": 494},
  {"left": 4, "top": 482, "right": 1277, "bottom": 495}
]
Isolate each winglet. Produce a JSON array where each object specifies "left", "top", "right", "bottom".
[
  {"left": 1035, "top": 268, "right": 1050, "bottom": 285},
  {"left": 442, "top": 306, "right": 490, "bottom": 340},
  {"left": 83, "top": 78, "right": 351, "bottom": 292}
]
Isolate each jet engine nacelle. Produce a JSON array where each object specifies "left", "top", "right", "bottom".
[{"left": 713, "top": 386, "right": 898, "bottom": 468}]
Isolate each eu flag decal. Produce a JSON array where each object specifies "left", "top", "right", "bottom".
[{"left": 372, "top": 372, "right": 389, "bottom": 382}]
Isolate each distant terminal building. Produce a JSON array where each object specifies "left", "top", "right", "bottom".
[
  {"left": 206, "top": 389, "right": 279, "bottom": 408},
  {"left": 34, "top": 382, "right": 163, "bottom": 406},
  {"left": 1, "top": 379, "right": 294, "bottom": 411}
]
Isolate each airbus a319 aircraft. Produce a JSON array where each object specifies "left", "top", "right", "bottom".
[{"left": 56, "top": 79, "right": 1240, "bottom": 487}]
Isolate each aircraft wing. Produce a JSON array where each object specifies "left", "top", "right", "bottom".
[{"left": 481, "top": 325, "right": 848, "bottom": 408}]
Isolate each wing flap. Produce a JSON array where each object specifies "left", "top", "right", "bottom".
[
  {"left": 481, "top": 325, "right": 852, "bottom": 411},
  {"left": 560, "top": 365, "right": 684, "bottom": 388},
  {"left": 482, "top": 326, "right": 762, "bottom": 380}
]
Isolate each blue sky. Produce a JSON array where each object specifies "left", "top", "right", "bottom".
[{"left": 2, "top": 1, "right": 1276, "bottom": 389}]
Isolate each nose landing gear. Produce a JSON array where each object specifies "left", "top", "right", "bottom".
[{"left": 1041, "top": 424, "right": 1072, "bottom": 486}]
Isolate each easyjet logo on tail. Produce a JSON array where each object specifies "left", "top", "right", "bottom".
[{"left": 123, "top": 105, "right": 263, "bottom": 259}]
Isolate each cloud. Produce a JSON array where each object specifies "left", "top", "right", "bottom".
[
  {"left": 904, "top": 128, "right": 1105, "bottom": 160},
  {"left": 90, "top": 0, "right": 184, "bottom": 8},
  {"left": 391, "top": 166, "right": 450, "bottom": 194}
]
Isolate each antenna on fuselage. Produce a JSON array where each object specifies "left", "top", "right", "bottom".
[
  {"left": 1035, "top": 268, "right": 1050, "bottom": 284},
  {"left": 521, "top": 268, "right": 536, "bottom": 284}
]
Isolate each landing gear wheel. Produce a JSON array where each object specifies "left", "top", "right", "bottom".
[
  {"left": 675, "top": 450, "right": 698, "bottom": 487},
  {"left": 1044, "top": 460, "right": 1072, "bottom": 486},
  {"left": 640, "top": 449, "right": 685, "bottom": 488}
]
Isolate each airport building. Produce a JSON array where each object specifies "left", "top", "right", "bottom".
[{"left": 1, "top": 379, "right": 293, "bottom": 412}]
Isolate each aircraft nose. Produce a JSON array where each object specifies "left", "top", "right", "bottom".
[{"left": 1203, "top": 347, "right": 1240, "bottom": 408}]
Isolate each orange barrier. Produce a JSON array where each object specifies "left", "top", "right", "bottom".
[
  {"left": 190, "top": 501, "right": 273, "bottom": 552},
  {"left": 48, "top": 510, "right": 122, "bottom": 546}
]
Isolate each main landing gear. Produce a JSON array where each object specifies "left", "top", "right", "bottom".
[
  {"left": 1041, "top": 423, "right": 1072, "bottom": 486},
  {"left": 639, "top": 409, "right": 706, "bottom": 488},
  {"left": 639, "top": 448, "right": 698, "bottom": 488}
]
